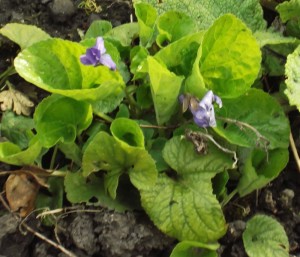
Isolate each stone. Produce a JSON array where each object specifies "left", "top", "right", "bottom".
[{"left": 49, "top": 0, "right": 76, "bottom": 23}]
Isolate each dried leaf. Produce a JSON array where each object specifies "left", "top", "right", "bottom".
[
  {"left": 0, "top": 85, "right": 34, "bottom": 116},
  {"left": 5, "top": 173, "right": 40, "bottom": 217}
]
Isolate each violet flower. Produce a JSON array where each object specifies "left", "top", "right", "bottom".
[
  {"left": 80, "top": 37, "right": 116, "bottom": 70},
  {"left": 180, "top": 91, "right": 222, "bottom": 128}
]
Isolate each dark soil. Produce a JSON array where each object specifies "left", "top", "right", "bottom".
[{"left": 0, "top": 1, "right": 300, "bottom": 257}]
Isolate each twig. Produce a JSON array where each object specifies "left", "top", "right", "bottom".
[
  {"left": 0, "top": 190, "right": 12, "bottom": 211},
  {"left": 20, "top": 221, "right": 77, "bottom": 257},
  {"left": 289, "top": 132, "right": 300, "bottom": 172},
  {"left": 54, "top": 208, "right": 104, "bottom": 245},
  {"left": 218, "top": 117, "right": 270, "bottom": 146},
  {"left": 218, "top": 116, "right": 270, "bottom": 160},
  {"left": 0, "top": 192, "right": 77, "bottom": 257}
]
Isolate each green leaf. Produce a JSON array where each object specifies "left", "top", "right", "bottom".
[
  {"left": 140, "top": 136, "right": 232, "bottom": 242},
  {"left": 14, "top": 38, "right": 124, "bottom": 102},
  {"left": 148, "top": 137, "right": 168, "bottom": 172},
  {"left": 276, "top": 0, "right": 300, "bottom": 38},
  {"left": 156, "top": 11, "right": 197, "bottom": 47},
  {"left": 155, "top": 31, "right": 205, "bottom": 76},
  {"left": 214, "top": 89, "right": 290, "bottom": 150},
  {"left": 243, "top": 215, "right": 289, "bottom": 257},
  {"left": 82, "top": 131, "right": 157, "bottom": 198},
  {"left": 0, "top": 137, "right": 42, "bottom": 165},
  {"left": 276, "top": 0, "right": 300, "bottom": 23},
  {"left": 84, "top": 20, "right": 112, "bottom": 39},
  {"left": 106, "top": 23, "right": 139, "bottom": 48},
  {"left": 136, "top": 83, "right": 153, "bottom": 109},
  {"left": 237, "top": 148, "right": 289, "bottom": 197},
  {"left": 91, "top": 91, "right": 125, "bottom": 114},
  {"left": 212, "top": 171, "right": 229, "bottom": 198},
  {"left": 134, "top": 3, "right": 158, "bottom": 47},
  {"left": 137, "top": 120, "right": 155, "bottom": 142},
  {"left": 134, "top": 0, "right": 266, "bottom": 32},
  {"left": 170, "top": 241, "right": 219, "bottom": 257},
  {"left": 285, "top": 44, "right": 300, "bottom": 111},
  {"left": 110, "top": 118, "right": 145, "bottom": 149},
  {"left": 0, "top": 23, "right": 50, "bottom": 49},
  {"left": 116, "top": 104, "right": 130, "bottom": 118},
  {"left": 286, "top": 19, "right": 300, "bottom": 39},
  {"left": 130, "top": 46, "right": 149, "bottom": 75},
  {"left": 34, "top": 95, "right": 93, "bottom": 148},
  {"left": 198, "top": 14, "right": 261, "bottom": 98},
  {"left": 64, "top": 171, "right": 134, "bottom": 211},
  {"left": 147, "top": 56, "right": 184, "bottom": 125},
  {"left": 1, "top": 111, "right": 35, "bottom": 149},
  {"left": 254, "top": 31, "right": 298, "bottom": 48},
  {"left": 58, "top": 142, "right": 82, "bottom": 166}
]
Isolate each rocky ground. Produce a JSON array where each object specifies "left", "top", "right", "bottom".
[{"left": 0, "top": 0, "right": 300, "bottom": 257}]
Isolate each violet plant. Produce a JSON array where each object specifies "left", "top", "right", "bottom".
[
  {"left": 0, "top": 1, "right": 295, "bottom": 256},
  {"left": 80, "top": 37, "right": 116, "bottom": 70}
]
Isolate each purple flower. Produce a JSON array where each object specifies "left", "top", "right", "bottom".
[
  {"left": 80, "top": 37, "right": 117, "bottom": 70},
  {"left": 180, "top": 91, "right": 222, "bottom": 128}
]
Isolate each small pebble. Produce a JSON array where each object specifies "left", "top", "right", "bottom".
[
  {"left": 279, "top": 188, "right": 295, "bottom": 209},
  {"left": 49, "top": 0, "right": 76, "bottom": 23},
  {"left": 228, "top": 220, "right": 246, "bottom": 238}
]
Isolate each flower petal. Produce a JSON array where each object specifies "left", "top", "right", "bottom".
[
  {"left": 95, "top": 37, "right": 106, "bottom": 55},
  {"left": 100, "top": 53, "right": 117, "bottom": 70},
  {"left": 199, "top": 90, "right": 214, "bottom": 109},
  {"left": 80, "top": 47, "right": 101, "bottom": 66},
  {"left": 214, "top": 95, "right": 222, "bottom": 108},
  {"left": 193, "top": 108, "right": 211, "bottom": 127},
  {"left": 80, "top": 54, "right": 96, "bottom": 65}
]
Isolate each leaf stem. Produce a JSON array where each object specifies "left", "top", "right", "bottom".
[
  {"left": 47, "top": 170, "right": 67, "bottom": 177},
  {"left": 93, "top": 110, "right": 113, "bottom": 123},
  {"left": 125, "top": 86, "right": 140, "bottom": 117},
  {"left": 289, "top": 132, "right": 300, "bottom": 172},
  {"left": 0, "top": 65, "right": 16, "bottom": 88},
  {"left": 139, "top": 124, "right": 178, "bottom": 129},
  {"left": 221, "top": 188, "right": 238, "bottom": 207},
  {"left": 50, "top": 145, "right": 58, "bottom": 170}
]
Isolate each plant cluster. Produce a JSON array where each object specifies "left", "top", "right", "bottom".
[
  {"left": 1, "top": 0, "right": 300, "bottom": 256},
  {"left": 78, "top": 0, "right": 102, "bottom": 15}
]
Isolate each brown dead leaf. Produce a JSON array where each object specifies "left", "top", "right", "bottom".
[
  {"left": 0, "top": 84, "right": 34, "bottom": 116},
  {"left": 5, "top": 173, "right": 40, "bottom": 217}
]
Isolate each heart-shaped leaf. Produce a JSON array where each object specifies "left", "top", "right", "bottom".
[
  {"left": 141, "top": 136, "right": 232, "bottom": 242},
  {"left": 34, "top": 95, "right": 93, "bottom": 148},
  {"left": 214, "top": 89, "right": 290, "bottom": 150},
  {"left": 243, "top": 215, "right": 289, "bottom": 257},
  {"left": 14, "top": 38, "right": 124, "bottom": 102}
]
